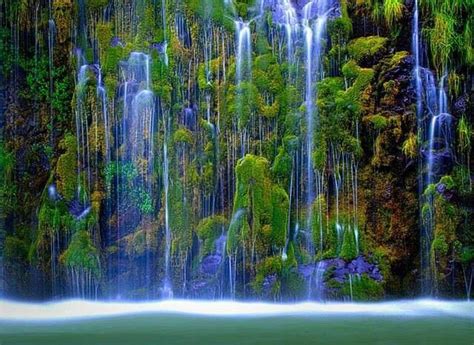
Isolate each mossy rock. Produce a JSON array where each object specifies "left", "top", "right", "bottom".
[
  {"left": 197, "top": 215, "right": 227, "bottom": 257},
  {"left": 60, "top": 230, "right": 100, "bottom": 277},
  {"left": 55, "top": 134, "right": 77, "bottom": 201},
  {"left": 347, "top": 36, "right": 388, "bottom": 67},
  {"left": 271, "top": 185, "right": 289, "bottom": 248}
]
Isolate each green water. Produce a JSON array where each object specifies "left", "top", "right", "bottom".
[{"left": 0, "top": 314, "right": 472, "bottom": 345}]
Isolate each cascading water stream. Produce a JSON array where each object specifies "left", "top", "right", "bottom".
[
  {"left": 162, "top": 108, "right": 173, "bottom": 299},
  {"left": 303, "top": 3, "right": 315, "bottom": 257},
  {"left": 113, "top": 52, "right": 157, "bottom": 298},
  {"left": 47, "top": 0, "right": 55, "bottom": 147},
  {"left": 412, "top": 0, "right": 453, "bottom": 296},
  {"left": 235, "top": 18, "right": 252, "bottom": 157}
]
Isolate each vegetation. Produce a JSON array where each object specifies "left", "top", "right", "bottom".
[{"left": 0, "top": 0, "right": 472, "bottom": 301}]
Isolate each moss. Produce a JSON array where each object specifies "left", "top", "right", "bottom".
[
  {"left": 0, "top": 143, "right": 15, "bottom": 213},
  {"left": 327, "top": 16, "right": 352, "bottom": 45},
  {"left": 226, "top": 82, "right": 258, "bottom": 129},
  {"left": 104, "top": 75, "right": 117, "bottom": 99},
  {"left": 253, "top": 256, "right": 283, "bottom": 296},
  {"left": 56, "top": 134, "right": 78, "bottom": 201},
  {"left": 347, "top": 36, "right": 388, "bottom": 65},
  {"left": 123, "top": 220, "right": 158, "bottom": 257},
  {"left": 341, "top": 59, "right": 360, "bottom": 81},
  {"left": 168, "top": 178, "right": 193, "bottom": 255},
  {"left": 197, "top": 215, "right": 227, "bottom": 257},
  {"left": 86, "top": 0, "right": 109, "bottom": 10},
  {"left": 230, "top": 154, "right": 275, "bottom": 255},
  {"left": 271, "top": 147, "right": 292, "bottom": 181},
  {"left": 438, "top": 175, "right": 455, "bottom": 190},
  {"left": 271, "top": 186, "right": 289, "bottom": 248},
  {"left": 340, "top": 274, "right": 384, "bottom": 301},
  {"left": 96, "top": 22, "right": 113, "bottom": 50},
  {"left": 367, "top": 114, "right": 388, "bottom": 131},
  {"left": 88, "top": 122, "right": 108, "bottom": 157},
  {"left": 340, "top": 226, "right": 358, "bottom": 261},
  {"left": 186, "top": 0, "right": 234, "bottom": 31},
  {"left": 173, "top": 127, "right": 193, "bottom": 145},
  {"left": 4, "top": 236, "right": 29, "bottom": 262},
  {"left": 103, "top": 46, "right": 124, "bottom": 75},
  {"left": 60, "top": 230, "right": 100, "bottom": 277},
  {"left": 432, "top": 234, "right": 448, "bottom": 256}
]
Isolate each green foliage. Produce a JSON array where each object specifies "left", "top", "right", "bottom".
[
  {"left": 56, "top": 134, "right": 78, "bottom": 201},
  {"left": 169, "top": 178, "right": 193, "bottom": 254},
  {"left": 438, "top": 175, "right": 455, "bottom": 190},
  {"left": 383, "top": 0, "right": 404, "bottom": 27},
  {"left": 60, "top": 230, "right": 101, "bottom": 277},
  {"left": 425, "top": 11, "right": 457, "bottom": 72},
  {"left": 0, "top": 143, "right": 15, "bottom": 212},
  {"left": 253, "top": 256, "right": 283, "bottom": 297},
  {"left": 460, "top": 247, "right": 474, "bottom": 264},
  {"left": 103, "top": 46, "right": 124, "bottom": 75},
  {"left": 457, "top": 116, "right": 472, "bottom": 154},
  {"left": 340, "top": 226, "right": 358, "bottom": 261},
  {"left": 103, "top": 161, "right": 153, "bottom": 214},
  {"left": 96, "top": 22, "right": 113, "bottom": 50},
  {"left": 229, "top": 155, "right": 288, "bottom": 255},
  {"left": 341, "top": 59, "right": 360, "bottom": 81},
  {"left": 186, "top": 0, "right": 234, "bottom": 31},
  {"left": 227, "top": 81, "right": 258, "bottom": 129},
  {"left": 197, "top": 215, "right": 227, "bottom": 256},
  {"left": 271, "top": 147, "right": 292, "bottom": 181},
  {"left": 432, "top": 234, "right": 448, "bottom": 256},
  {"left": 85, "top": 0, "right": 109, "bottom": 10},
  {"left": 347, "top": 36, "right": 388, "bottom": 64},
  {"left": 402, "top": 132, "right": 418, "bottom": 159},
  {"left": 0, "top": 28, "right": 13, "bottom": 75},
  {"left": 23, "top": 56, "right": 73, "bottom": 121},
  {"left": 340, "top": 274, "right": 384, "bottom": 301},
  {"left": 271, "top": 186, "right": 289, "bottom": 248},
  {"left": 367, "top": 114, "right": 388, "bottom": 131},
  {"left": 4, "top": 236, "right": 29, "bottom": 262},
  {"left": 317, "top": 62, "right": 372, "bottom": 159},
  {"left": 423, "top": 183, "right": 437, "bottom": 197},
  {"left": 173, "top": 127, "right": 194, "bottom": 145}
]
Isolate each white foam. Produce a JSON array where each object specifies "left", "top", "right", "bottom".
[{"left": 0, "top": 299, "right": 472, "bottom": 321}]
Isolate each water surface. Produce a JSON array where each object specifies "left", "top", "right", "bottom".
[{"left": 0, "top": 300, "right": 472, "bottom": 344}]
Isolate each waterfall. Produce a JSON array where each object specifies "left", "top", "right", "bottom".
[
  {"left": 303, "top": 5, "right": 315, "bottom": 257},
  {"left": 235, "top": 18, "right": 252, "bottom": 157},
  {"left": 412, "top": 0, "right": 453, "bottom": 296},
  {"left": 114, "top": 52, "right": 156, "bottom": 297},
  {"left": 302, "top": 0, "right": 331, "bottom": 267},
  {"left": 163, "top": 108, "right": 173, "bottom": 299},
  {"left": 235, "top": 19, "right": 252, "bottom": 87},
  {"left": 313, "top": 261, "right": 326, "bottom": 301},
  {"left": 47, "top": 0, "right": 55, "bottom": 146}
]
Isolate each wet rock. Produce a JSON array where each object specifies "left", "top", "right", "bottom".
[
  {"left": 183, "top": 105, "right": 197, "bottom": 131},
  {"left": 453, "top": 94, "right": 468, "bottom": 116},
  {"left": 201, "top": 254, "right": 222, "bottom": 275},
  {"left": 299, "top": 256, "right": 383, "bottom": 295}
]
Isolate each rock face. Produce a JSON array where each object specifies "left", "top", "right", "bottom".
[
  {"left": 298, "top": 256, "right": 383, "bottom": 300},
  {"left": 1, "top": 0, "right": 472, "bottom": 302},
  {"left": 189, "top": 234, "right": 227, "bottom": 298}
]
